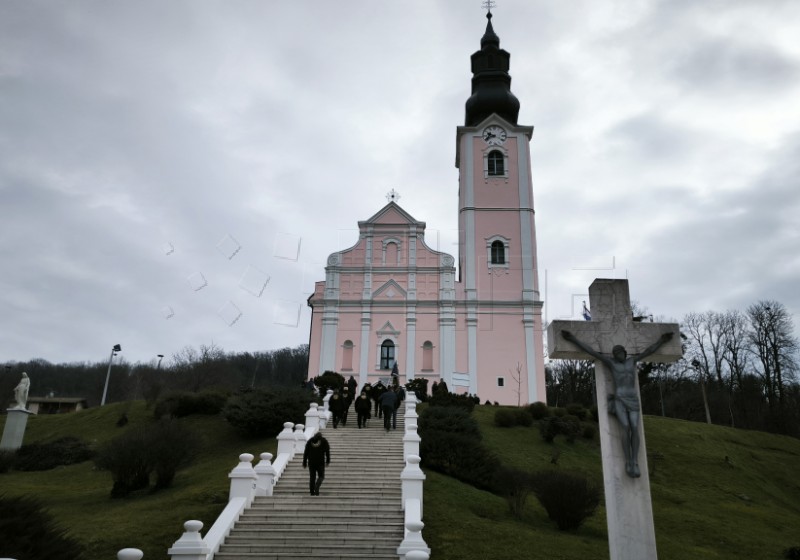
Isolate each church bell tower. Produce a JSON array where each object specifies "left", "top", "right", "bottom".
[{"left": 454, "top": 9, "right": 546, "bottom": 404}]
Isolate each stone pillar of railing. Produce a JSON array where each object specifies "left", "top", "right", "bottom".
[
  {"left": 228, "top": 453, "right": 257, "bottom": 504},
  {"left": 401, "top": 455, "right": 425, "bottom": 514},
  {"left": 276, "top": 422, "right": 296, "bottom": 457},
  {"left": 168, "top": 520, "right": 209, "bottom": 560},
  {"left": 405, "top": 551, "right": 430, "bottom": 560},
  {"left": 293, "top": 423, "right": 307, "bottom": 454},
  {"left": 403, "top": 421, "right": 421, "bottom": 459},
  {"left": 319, "top": 389, "right": 333, "bottom": 428},
  {"left": 117, "top": 548, "right": 144, "bottom": 560},
  {"left": 305, "top": 402, "right": 321, "bottom": 435},
  {"left": 396, "top": 499, "right": 430, "bottom": 558},
  {"left": 254, "top": 452, "right": 276, "bottom": 497}
]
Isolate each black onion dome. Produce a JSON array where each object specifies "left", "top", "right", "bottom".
[{"left": 464, "top": 12, "right": 520, "bottom": 127}]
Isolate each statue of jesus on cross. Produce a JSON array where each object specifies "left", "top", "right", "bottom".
[{"left": 561, "top": 330, "right": 673, "bottom": 478}]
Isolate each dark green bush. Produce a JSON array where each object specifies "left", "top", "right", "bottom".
[
  {"left": 224, "top": 387, "right": 312, "bottom": 438},
  {"left": 531, "top": 470, "right": 600, "bottom": 530},
  {"left": 419, "top": 430, "right": 499, "bottom": 490},
  {"left": 582, "top": 424, "right": 596, "bottom": 440},
  {"left": 314, "top": 371, "right": 345, "bottom": 394},
  {"left": 566, "top": 403, "right": 587, "bottom": 420},
  {"left": 494, "top": 408, "right": 516, "bottom": 427},
  {"left": 14, "top": 437, "right": 93, "bottom": 472},
  {"left": 0, "top": 450, "right": 15, "bottom": 473},
  {"left": 515, "top": 409, "right": 533, "bottom": 427},
  {"left": 0, "top": 494, "right": 85, "bottom": 560},
  {"left": 405, "top": 378, "right": 429, "bottom": 402},
  {"left": 553, "top": 407, "right": 567, "bottom": 417},
  {"left": 539, "top": 415, "right": 582, "bottom": 443},
  {"left": 784, "top": 546, "right": 800, "bottom": 559},
  {"left": 528, "top": 401, "right": 549, "bottom": 420},
  {"left": 418, "top": 406, "right": 481, "bottom": 439},
  {"left": 491, "top": 465, "right": 535, "bottom": 518},
  {"left": 94, "top": 419, "right": 200, "bottom": 497},
  {"left": 154, "top": 390, "right": 230, "bottom": 419},
  {"left": 428, "top": 391, "right": 477, "bottom": 411},
  {"left": 590, "top": 405, "right": 599, "bottom": 422}
]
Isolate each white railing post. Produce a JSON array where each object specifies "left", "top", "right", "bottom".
[
  {"left": 319, "top": 389, "right": 333, "bottom": 428},
  {"left": 405, "top": 551, "right": 430, "bottom": 560},
  {"left": 401, "top": 455, "right": 425, "bottom": 514},
  {"left": 228, "top": 453, "right": 257, "bottom": 505},
  {"left": 254, "top": 452, "right": 276, "bottom": 497},
  {"left": 117, "top": 548, "right": 144, "bottom": 560},
  {"left": 403, "top": 422, "right": 421, "bottom": 459},
  {"left": 396, "top": 499, "right": 430, "bottom": 557},
  {"left": 276, "top": 422, "right": 296, "bottom": 457},
  {"left": 293, "top": 423, "right": 307, "bottom": 454},
  {"left": 168, "top": 520, "right": 209, "bottom": 560},
  {"left": 305, "top": 402, "right": 321, "bottom": 434}
]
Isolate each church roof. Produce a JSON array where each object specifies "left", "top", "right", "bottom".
[
  {"left": 359, "top": 201, "right": 425, "bottom": 229},
  {"left": 464, "top": 10, "right": 520, "bottom": 127}
]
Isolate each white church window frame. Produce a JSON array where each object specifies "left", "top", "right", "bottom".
[
  {"left": 486, "top": 235, "right": 510, "bottom": 270},
  {"left": 381, "top": 237, "right": 403, "bottom": 266},
  {"left": 484, "top": 147, "right": 509, "bottom": 179}
]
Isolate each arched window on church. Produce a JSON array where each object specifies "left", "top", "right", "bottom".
[
  {"left": 380, "top": 340, "right": 395, "bottom": 370},
  {"left": 422, "top": 341, "right": 434, "bottom": 371},
  {"left": 342, "top": 340, "right": 354, "bottom": 371},
  {"left": 487, "top": 150, "right": 505, "bottom": 176},
  {"left": 491, "top": 240, "right": 506, "bottom": 264}
]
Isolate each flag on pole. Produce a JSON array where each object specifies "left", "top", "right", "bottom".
[{"left": 582, "top": 301, "right": 592, "bottom": 321}]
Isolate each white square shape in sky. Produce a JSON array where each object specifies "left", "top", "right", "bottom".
[
  {"left": 273, "top": 300, "right": 301, "bottom": 327},
  {"left": 216, "top": 234, "right": 242, "bottom": 260},
  {"left": 218, "top": 301, "right": 243, "bottom": 326},
  {"left": 187, "top": 272, "right": 208, "bottom": 291},
  {"left": 273, "top": 232, "right": 301, "bottom": 261},
  {"left": 239, "top": 265, "right": 271, "bottom": 297}
]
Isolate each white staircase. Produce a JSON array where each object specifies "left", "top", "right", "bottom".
[{"left": 214, "top": 403, "right": 406, "bottom": 560}]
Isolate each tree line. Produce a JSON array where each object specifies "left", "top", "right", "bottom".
[
  {"left": 1, "top": 344, "right": 309, "bottom": 408},
  {"left": 546, "top": 300, "right": 800, "bottom": 438}
]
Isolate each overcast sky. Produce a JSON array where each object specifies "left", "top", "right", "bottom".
[{"left": 1, "top": 0, "right": 799, "bottom": 367}]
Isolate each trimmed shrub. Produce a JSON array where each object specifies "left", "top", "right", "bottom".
[
  {"left": 224, "top": 387, "right": 312, "bottom": 438},
  {"left": 154, "top": 390, "right": 229, "bottom": 419},
  {"left": 0, "top": 450, "right": 15, "bottom": 473},
  {"left": 314, "top": 371, "right": 345, "bottom": 394},
  {"left": 566, "top": 403, "right": 587, "bottom": 421},
  {"left": 14, "top": 437, "right": 93, "bottom": 472},
  {"left": 405, "top": 378, "right": 429, "bottom": 402},
  {"left": 428, "top": 391, "right": 477, "bottom": 412},
  {"left": 491, "top": 465, "right": 535, "bottom": 518},
  {"left": 528, "top": 401, "right": 549, "bottom": 420},
  {"left": 538, "top": 415, "right": 582, "bottom": 443},
  {"left": 419, "top": 406, "right": 481, "bottom": 439},
  {"left": 94, "top": 419, "right": 200, "bottom": 497},
  {"left": 531, "top": 470, "right": 601, "bottom": 530},
  {"left": 419, "top": 430, "right": 500, "bottom": 490},
  {"left": 0, "top": 494, "right": 85, "bottom": 560},
  {"left": 553, "top": 407, "right": 567, "bottom": 417},
  {"left": 515, "top": 409, "right": 533, "bottom": 427},
  {"left": 582, "top": 424, "right": 596, "bottom": 440},
  {"left": 494, "top": 408, "right": 516, "bottom": 427}
]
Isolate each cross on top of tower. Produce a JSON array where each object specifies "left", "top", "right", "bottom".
[
  {"left": 386, "top": 189, "right": 401, "bottom": 203},
  {"left": 482, "top": 0, "right": 496, "bottom": 14}
]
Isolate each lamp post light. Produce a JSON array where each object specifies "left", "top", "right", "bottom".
[
  {"left": 157, "top": 354, "right": 164, "bottom": 370},
  {"left": 101, "top": 344, "right": 122, "bottom": 406}
]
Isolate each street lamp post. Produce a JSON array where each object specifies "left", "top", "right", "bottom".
[
  {"left": 157, "top": 354, "right": 164, "bottom": 370},
  {"left": 101, "top": 344, "right": 122, "bottom": 406}
]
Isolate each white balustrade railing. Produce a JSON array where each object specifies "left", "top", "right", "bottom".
[{"left": 118, "top": 389, "right": 428, "bottom": 560}]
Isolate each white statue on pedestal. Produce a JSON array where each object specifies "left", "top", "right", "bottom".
[{"left": 12, "top": 372, "right": 30, "bottom": 410}]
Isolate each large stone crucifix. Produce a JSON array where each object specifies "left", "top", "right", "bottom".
[{"left": 547, "top": 279, "right": 682, "bottom": 560}]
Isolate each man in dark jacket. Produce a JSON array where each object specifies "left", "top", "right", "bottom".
[
  {"left": 378, "top": 388, "right": 398, "bottom": 431},
  {"left": 354, "top": 391, "right": 371, "bottom": 428},
  {"left": 329, "top": 392, "right": 345, "bottom": 428},
  {"left": 302, "top": 432, "right": 331, "bottom": 496}
]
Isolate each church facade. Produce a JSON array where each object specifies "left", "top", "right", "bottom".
[{"left": 307, "top": 12, "right": 546, "bottom": 405}]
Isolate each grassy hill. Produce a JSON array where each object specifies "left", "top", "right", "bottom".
[{"left": 2, "top": 402, "right": 799, "bottom": 559}]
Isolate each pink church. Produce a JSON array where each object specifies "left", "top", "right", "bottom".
[{"left": 307, "top": 12, "right": 546, "bottom": 405}]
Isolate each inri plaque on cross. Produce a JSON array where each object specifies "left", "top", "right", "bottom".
[{"left": 547, "top": 279, "right": 682, "bottom": 560}]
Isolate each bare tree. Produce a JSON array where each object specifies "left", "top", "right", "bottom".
[{"left": 747, "top": 301, "right": 798, "bottom": 408}]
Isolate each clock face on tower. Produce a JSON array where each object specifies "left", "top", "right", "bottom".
[{"left": 482, "top": 125, "right": 507, "bottom": 146}]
